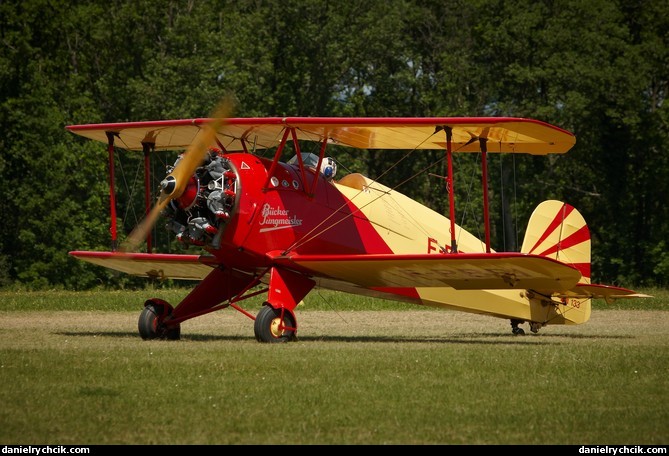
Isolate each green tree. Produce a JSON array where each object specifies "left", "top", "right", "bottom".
[{"left": 0, "top": 0, "right": 666, "bottom": 289}]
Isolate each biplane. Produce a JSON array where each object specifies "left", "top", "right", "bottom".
[{"left": 67, "top": 107, "right": 648, "bottom": 342}]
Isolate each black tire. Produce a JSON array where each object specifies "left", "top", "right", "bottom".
[
  {"left": 254, "top": 305, "right": 296, "bottom": 343},
  {"left": 510, "top": 319, "right": 525, "bottom": 336},
  {"left": 138, "top": 302, "right": 181, "bottom": 340},
  {"left": 138, "top": 304, "right": 159, "bottom": 340}
]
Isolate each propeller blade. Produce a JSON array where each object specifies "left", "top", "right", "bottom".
[
  {"left": 164, "top": 101, "right": 233, "bottom": 199},
  {"left": 120, "top": 97, "right": 235, "bottom": 253},
  {"left": 120, "top": 195, "right": 171, "bottom": 253}
]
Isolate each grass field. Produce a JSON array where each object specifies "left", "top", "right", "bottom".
[{"left": 0, "top": 287, "right": 667, "bottom": 445}]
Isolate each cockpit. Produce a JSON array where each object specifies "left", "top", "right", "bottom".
[{"left": 287, "top": 153, "right": 337, "bottom": 180}]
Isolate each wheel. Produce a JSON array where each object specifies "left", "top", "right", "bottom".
[
  {"left": 254, "top": 305, "right": 297, "bottom": 343},
  {"left": 138, "top": 301, "right": 181, "bottom": 340},
  {"left": 510, "top": 319, "right": 525, "bottom": 336}
]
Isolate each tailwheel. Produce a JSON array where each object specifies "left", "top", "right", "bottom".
[
  {"left": 138, "top": 300, "right": 181, "bottom": 340},
  {"left": 254, "top": 304, "right": 297, "bottom": 343},
  {"left": 510, "top": 319, "right": 525, "bottom": 336}
]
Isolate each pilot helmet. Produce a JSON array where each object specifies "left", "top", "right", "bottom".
[{"left": 320, "top": 157, "right": 337, "bottom": 179}]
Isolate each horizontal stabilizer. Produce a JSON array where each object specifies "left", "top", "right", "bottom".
[{"left": 557, "top": 283, "right": 652, "bottom": 304}]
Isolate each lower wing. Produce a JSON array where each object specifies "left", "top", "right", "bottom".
[
  {"left": 270, "top": 252, "right": 583, "bottom": 292},
  {"left": 69, "top": 251, "right": 219, "bottom": 280},
  {"left": 71, "top": 250, "right": 651, "bottom": 302}
]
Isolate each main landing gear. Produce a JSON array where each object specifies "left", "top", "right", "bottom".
[
  {"left": 136, "top": 299, "right": 298, "bottom": 343},
  {"left": 510, "top": 319, "right": 543, "bottom": 335},
  {"left": 135, "top": 267, "right": 312, "bottom": 344}
]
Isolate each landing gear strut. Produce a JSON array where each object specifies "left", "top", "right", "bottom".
[{"left": 510, "top": 319, "right": 525, "bottom": 336}]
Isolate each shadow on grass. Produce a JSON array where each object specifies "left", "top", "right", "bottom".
[
  {"left": 56, "top": 330, "right": 633, "bottom": 345},
  {"left": 294, "top": 333, "right": 633, "bottom": 344},
  {"left": 57, "top": 331, "right": 248, "bottom": 342}
]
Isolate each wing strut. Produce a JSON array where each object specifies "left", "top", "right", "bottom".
[
  {"left": 263, "top": 128, "right": 291, "bottom": 191},
  {"left": 308, "top": 136, "right": 330, "bottom": 197},
  {"left": 480, "top": 137, "right": 491, "bottom": 253},
  {"left": 444, "top": 126, "right": 458, "bottom": 253},
  {"left": 105, "top": 132, "right": 119, "bottom": 251},
  {"left": 141, "top": 141, "right": 155, "bottom": 253}
]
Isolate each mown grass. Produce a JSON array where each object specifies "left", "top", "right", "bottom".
[{"left": 0, "top": 287, "right": 667, "bottom": 445}]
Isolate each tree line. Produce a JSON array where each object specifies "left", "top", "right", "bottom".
[{"left": 0, "top": 0, "right": 667, "bottom": 289}]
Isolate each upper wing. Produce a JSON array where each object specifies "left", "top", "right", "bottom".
[
  {"left": 66, "top": 116, "right": 575, "bottom": 155},
  {"left": 270, "top": 252, "right": 583, "bottom": 292},
  {"left": 69, "top": 251, "right": 219, "bottom": 280}
]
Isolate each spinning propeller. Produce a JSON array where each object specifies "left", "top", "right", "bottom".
[{"left": 120, "top": 98, "right": 234, "bottom": 253}]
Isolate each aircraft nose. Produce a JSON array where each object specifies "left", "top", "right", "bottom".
[{"left": 160, "top": 176, "right": 177, "bottom": 195}]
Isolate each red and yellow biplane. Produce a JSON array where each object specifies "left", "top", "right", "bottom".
[{"left": 67, "top": 106, "right": 648, "bottom": 342}]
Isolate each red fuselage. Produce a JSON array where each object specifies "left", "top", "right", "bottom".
[{"left": 201, "top": 153, "right": 392, "bottom": 272}]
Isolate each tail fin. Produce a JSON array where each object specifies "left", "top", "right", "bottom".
[
  {"left": 521, "top": 201, "right": 650, "bottom": 327},
  {"left": 521, "top": 200, "right": 591, "bottom": 284},
  {"left": 520, "top": 200, "right": 593, "bottom": 325}
]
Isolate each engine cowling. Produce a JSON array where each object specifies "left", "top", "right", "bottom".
[{"left": 163, "top": 150, "right": 239, "bottom": 246}]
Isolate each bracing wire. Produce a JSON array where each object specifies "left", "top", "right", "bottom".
[
  {"left": 279, "top": 130, "right": 439, "bottom": 253},
  {"left": 284, "top": 133, "right": 475, "bottom": 254},
  {"left": 111, "top": 134, "right": 180, "bottom": 251},
  {"left": 457, "top": 152, "right": 485, "bottom": 251},
  {"left": 114, "top": 149, "right": 140, "bottom": 234}
]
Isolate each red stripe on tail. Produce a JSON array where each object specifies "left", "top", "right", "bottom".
[
  {"left": 526, "top": 203, "right": 575, "bottom": 254},
  {"left": 536, "top": 224, "right": 590, "bottom": 257}
]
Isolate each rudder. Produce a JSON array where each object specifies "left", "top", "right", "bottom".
[
  {"left": 521, "top": 200, "right": 594, "bottom": 326},
  {"left": 521, "top": 200, "right": 591, "bottom": 284}
]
